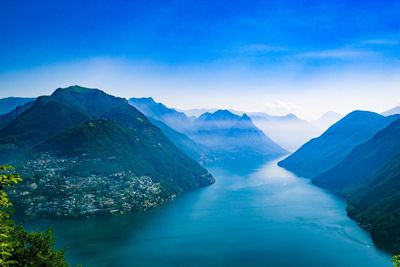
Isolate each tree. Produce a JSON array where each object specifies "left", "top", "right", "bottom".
[
  {"left": 0, "top": 165, "right": 21, "bottom": 266},
  {"left": 0, "top": 165, "right": 70, "bottom": 267},
  {"left": 393, "top": 255, "right": 400, "bottom": 267}
]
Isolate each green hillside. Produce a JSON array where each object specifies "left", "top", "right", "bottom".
[
  {"left": 2, "top": 86, "right": 214, "bottom": 218},
  {"left": 38, "top": 119, "right": 213, "bottom": 192}
]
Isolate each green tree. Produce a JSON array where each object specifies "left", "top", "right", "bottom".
[
  {"left": 0, "top": 165, "right": 70, "bottom": 267},
  {"left": 393, "top": 255, "right": 400, "bottom": 267},
  {"left": 0, "top": 165, "right": 21, "bottom": 266}
]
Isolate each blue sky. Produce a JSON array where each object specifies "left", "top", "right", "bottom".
[{"left": 0, "top": 0, "right": 399, "bottom": 118}]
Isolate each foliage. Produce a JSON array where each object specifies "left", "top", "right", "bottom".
[
  {"left": 0, "top": 165, "right": 22, "bottom": 266},
  {"left": 393, "top": 255, "right": 400, "bottom": 267},
  {"left": 8, "top": 227, "right": 68, "bottom": 267},
  {"left": 0, "top": 165, "right": 70, "bottom": 266}
]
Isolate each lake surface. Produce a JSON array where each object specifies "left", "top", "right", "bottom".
[{"left": 24, "top": 158, "right": 391, "bottom": 267}]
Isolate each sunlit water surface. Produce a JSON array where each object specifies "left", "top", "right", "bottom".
[{"left": 24, "top": 158, "right": 390, "bottom": 267}]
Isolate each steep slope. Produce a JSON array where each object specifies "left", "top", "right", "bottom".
[
  {"left": 129, "top": 100, "right": 287, "bottom": 161},
  {"left": 129, "top": 97, "right": 191, "bottom": 132},
  {"left": 3, "top": 86, "right": 214, "bottom": 218},
  {"left": 0, "top": 97, "right": 35, "bottom": 115},
  {"left": 346, "top": 155, "right": 400, "bottom": 253},
  {"left": 0, "top": 98, "right": 87, "bottom": 149},
  {"left": 278, "top": 111, "right": 399, "bottom": 177},
  {"left": 0, "top": 100, "right": 35, "bottom": 129},
  {"left": 148, "top": 117, "right": 208, "bottom": 162},
  {"left": 225, "top": 114, "right": 285, "bottom": 155},
  {"left": 191, "top": 110, "right": 287, "bottom": 159},
  {"left": 309, "top": 118, "right": 400, "bottom": 253},
  {"left": 128, "top": 97, "right": 209, "bottom": 161},
  {"left": 250, "top": 112, "right": 320, "bottom": 150},
  {"left": 191, "top": 110, "right": 241, "bottom": 146},
  {"left": 313, "top": 118, "right": 400, "bottom": 193},
  {"left": 38, "top": 119, "right": 214, "bottom": 191},
  {"left": 0, "top": 86, "right": 153, "bottom": 151}
]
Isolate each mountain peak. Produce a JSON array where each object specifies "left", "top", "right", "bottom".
[
  {"left": 284, "top": 113, "right": 299, "bottom": 120},
  {"left": 347, "top": 110, "right": 379, "bottom": 117},
  {"left": 131, "top": 97, "right": 155, "bottom": 103},
  {"left": 382, "top": 105, "right": 400, "bottom": 116},
  {"left": 197, "top": 109, "right": 239, "bottom": 122},
  {"left": 241, "top": 113, "right": 251, "bottom": 120},
  {"left": 53, "top": 85, "right": 100, "bottom": 95},
  {"left": 212, "top": 109, "right": 239, "bottom": 119}
]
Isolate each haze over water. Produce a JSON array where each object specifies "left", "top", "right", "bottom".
[{"left": 25, "top": 158, "right": 390, "bottom": 267}]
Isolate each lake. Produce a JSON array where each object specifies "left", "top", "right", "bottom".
[{"left": 24, "top": 158, "right": 391, "bottom": 267}]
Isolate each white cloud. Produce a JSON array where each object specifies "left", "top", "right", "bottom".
[
  {"left": 360, "top": 39, "right": 399, "bottom": 46},
  {"left": 296, "top": 48, "right": 375, "bottom": 59}
]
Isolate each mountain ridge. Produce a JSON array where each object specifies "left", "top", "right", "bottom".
[
  {"left": 3, "top": 86, "right": 214, "bottom": 218},
  {"left": 278, "top": 110, "right": 400, "bottom": 177}
]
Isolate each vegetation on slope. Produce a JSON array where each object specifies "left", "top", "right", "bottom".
[{"left": 0, "top": 165, "right": 69, "bottom": 266}]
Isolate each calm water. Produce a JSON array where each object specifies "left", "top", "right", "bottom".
[{"left": 24, "top": 158, "right": 391, "bottom": 267}]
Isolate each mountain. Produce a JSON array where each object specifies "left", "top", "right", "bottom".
[
  {"left": 311, "top": 111, "right": 343, "bottom": 131},
  {"left": 346, "top": 155, "right": 400, "bottom": 253},
  {"left": 278, "top": 110, "right": 400, "bottom": 177},
  {"left": 128, "top": 97, "right": 210, "bottom": 161},
  {"left": 382, "top": 105, "right": 400, "bottom": 116},
  {"left": 0, "top": 97, "right": 35, "bottom": 115},
  {"left": 0, "top": 100, "right": 35, "bottom": 129},
  {"left": 0, "top": 97, "right": 88, "bottom": 149},
  {"left": 313, "top": 118, "right": 400, "bottom": 193},
  {"left": 191, "top": 110, "right": 287, "bottom": 159},
  {"left": 181, "top": 108, "right": 218, "bottom": 117},
  {"left": 249, "top": 112, "right": 320, "bottom": 150},
  {"left": 0, "top": 86, "right": 152, "bottom": 149},
  {"left": 3, "top": 86, "right": 214, "bottom": 218},
  {"left": 129, "top": 97, "right": 191, "bottom": 132},
  {"left": 312, "top": 118, "right": 400, "bottom": 254},
  {"left": 129, "top": 99, "right": 286, "bottom": 162},
  {"left": 147, "top": 117, "right": 208, "bottom": 162},
  {"left": 38, "top": 119, "right": 213, "bottom": 191}
]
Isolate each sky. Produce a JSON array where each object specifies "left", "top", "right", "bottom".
[{"left": 0, "top": 0, "right": 399, "bottom": 119}]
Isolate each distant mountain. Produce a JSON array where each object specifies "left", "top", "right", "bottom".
[
  {"left": 129, "top": 97, "right": 191, "bottom": 132},
  {"left": 191, "top": 110, "right": 287, "bottom": 159},
  {"left": 0, "top": 97, "right": 35, "bottom": 115},
  {"left": 0, "top": 100, "right": 35, "bottom": 129},
  {"left": 128, "top": 97, "right": 211, "bottom": 161},
  {"left": 278, "top": 111, "right": 400, "bottom": 177},
  {"left": 3, "top": 86, "right": 214, "bottom": 218},
  {"left": 147, "top": 117, "right": 208, "bottom": 162},
  {"left": 312, "top": 118, "right": 400, "bottom": 254},
  {"left": 311, "top": 111, "right": 343, "bottom": 131},
  {"left": 129, "top": 99, "right": 286, "bottom": 162},
  {"left": 249, "top": 112, "right": 320, "bottom": 150},
  {"left": 382, "top": 105, "right": 400, "bottom": 116},
  {"left": 181, "top": 108, "right": 218, "bottom": 117}
]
